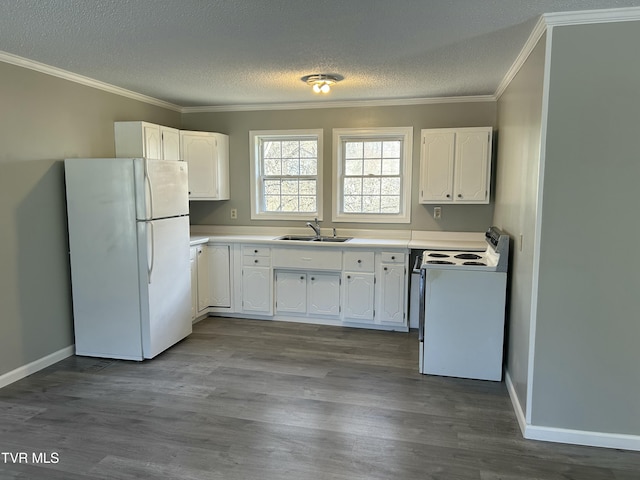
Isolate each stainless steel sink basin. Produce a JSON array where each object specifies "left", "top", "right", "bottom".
[{"left": 276, "top": 235, "right": 352, "bottom": 242}]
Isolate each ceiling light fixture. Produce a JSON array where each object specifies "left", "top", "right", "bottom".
[{"left": 301, "top": 74, "right": 343, "bottom": 94}]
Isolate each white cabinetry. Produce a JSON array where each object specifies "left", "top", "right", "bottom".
[
  {"left": 180, "top": 131, "right": 230, "bottom": 201},
  {"left": 196, "top": 244, "right": 210, "bottom": 313},
  {"left": 419, "top": 127, "right": 492, "bottom": 204},
  {"left": 190, "top": 246, "right": 198, "bottom": 321},
  {"left": 209, "top": 244, "right": 231, "bottom": 308},
  {"left": 342, "top": 251, "right": 375, "bottom": 323},
  {"left": 114, "top": 121, "right": 181, "bottom": 161},
  {"left": 275, "top": 272, "right": 307, "bottom": 313},
  {"left": 241, "top": 246, "right": 272, "bottom": 314},
  {"left": 377, "top": 252, "right": 406, "bottom": 325},
  {"left": 275, "top": 271, "right": 341, "bottom": 317}
]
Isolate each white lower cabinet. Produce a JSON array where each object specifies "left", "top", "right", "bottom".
[
  {"left": 190, "top": 246, "right": 198, "bottom": 321},
  {"left": 241, "top": 267, "right": 272, "bottom": 314},
  {"left": 275, "top": 271, "right": 341, "bottom": 317},
  {"left": 196, "top": 245, "right": 210, "bottom": 313},
  {"left": 378, "top": 263, "right": 405, "bottom": 325},
  {"left": 342, "top": 272, "right": 375, "bottom": 323},
  {"left": 209, "top": 244, "right": 231, "bottom": 308}
]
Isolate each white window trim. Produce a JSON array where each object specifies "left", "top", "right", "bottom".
[
  {"left": 249, "top": 129, "right": 323, "bottom": 221},
  {"left": 332, "top": 127, "right": 412, "bottom": 224}
]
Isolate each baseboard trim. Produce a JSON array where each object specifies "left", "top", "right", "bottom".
[
  {"left": 0, "top": 345, "right": 75, "bottom": 389},
  {"left": 505, "top": 371, "right": 640, "bottom": 451}
]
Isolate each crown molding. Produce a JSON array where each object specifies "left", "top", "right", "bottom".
[
  {"left": 180, "top": 95, "right": 496, "bottom": 114},
  {"left": 0, "top": 50, "right": 182, "bottom": 112},
  {"left": 544, "top": 5, "right": 640, "bottom": 26}
]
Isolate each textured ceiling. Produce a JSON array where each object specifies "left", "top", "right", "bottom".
[{"left": 1, "top": 0, "right": 640, "bottom": 108}]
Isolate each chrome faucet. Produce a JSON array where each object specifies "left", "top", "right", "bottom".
[{"left": 306, "top": 217, "right": 321, "bottom": 239}]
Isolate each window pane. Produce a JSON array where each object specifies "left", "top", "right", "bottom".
[
  {"left": 300, "top": 158, "right": 317, "bottom": 175},
  {"left": 362, "top": 195, "right": 380, "bottom": 213},
  {"left": 345, "top": 159, "right": 362, "bottom": 176},
  {"left": 299, "top": 196, "right": 316, "bottom": 212},
  {"left": 363, "top": 159, "right": 381, "bottom": 176},
  {"left": 381, "top": 158, "right": 400, "bottom": 175},
  {"left": 300, "top": 141, "right": 317, "bottom": 158},
  {"left": 265, "top": 195, "right": 281, "bottom": 211},
  {"left": 281, "top": 179, "right": 298, "bottom": 194},
  {"left": 345, "top": 142, "right": 362, "bottom": 159},
  {"left": 363, "top": 141, "right": 382, "bottom": 158},
  {"left": 382, "top": 141, "right": 400, "bottom": 158},
  {"left": 264, "top": 158, "right": 281, "bottom": 176},
  {"left": 343, "top": 196, "right": 361, "bottom": 212},
  {"left": 299, "top": 180, "right": 316, "bottom": 195},
  {"left": 281, "top": 158, "right": 299, "bottom": 176},
  {"left": 380, "top": 195, "right": 400, "bottom": 213},
  {"left": 264, "top": 180, "right": 281, "bottom": 194},
  {"left": 282, "top": 141, "right": 299, "bottom": 158},
  {"left": 263, "top": 141, "right": 281, "bottom": 159},
  {"left": 344, "top": 177, "right": 362, "bottom": 195},
  {"left": 363, "top": 177, "right": 381, "bottom": 194},
  {"left": 281, "top": 196, "right": 298, "bottom": 211},
  {"left": 381, "top": 177, "right": 401, "bottom": 195}
]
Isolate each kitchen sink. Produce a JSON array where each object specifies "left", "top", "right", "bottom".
[{"left": 276, "top": 235, "right": 352, "bottom": 242}]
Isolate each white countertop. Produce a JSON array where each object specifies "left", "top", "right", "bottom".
[{"left": 190, "top": 226, "right": 487, "bottom": 251}]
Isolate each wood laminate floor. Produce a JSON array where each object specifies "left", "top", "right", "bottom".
[{"left": 1, "top": 317, "right": 639, "bottom": 479}]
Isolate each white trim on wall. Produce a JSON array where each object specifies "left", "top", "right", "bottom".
[
  {"left": 0, "top": 50, "right": 182, "bottom": 112},
  {"left": 0, "top": 345, "right": 75, "bottom": 389}
]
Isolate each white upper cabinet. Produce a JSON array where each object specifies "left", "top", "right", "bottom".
[
  {"left": 180, "top": 131, "right": 230, "bottom": 201},
  {"left": 114, "top": 121, "right": 180, "bottom": 161},
  {"left": 419, "top": 127, "right": 492, "bottom": 204}
]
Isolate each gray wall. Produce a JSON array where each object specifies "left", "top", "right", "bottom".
[
  {"left": 0, "top": 61, "right": 180, "bottom": 377},
  {"left": 532, "top": 22, "right": 640, "bottom": 434},
  {"left": 493, "top": 35, "right": 546, "bottom": 415},
  {"left": 183, "top": 102, "right": 497, "bottom": 232}
]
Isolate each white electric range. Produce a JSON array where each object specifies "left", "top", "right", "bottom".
[{"left": 418, "top": 227, "right": 510, "bottom": 381}]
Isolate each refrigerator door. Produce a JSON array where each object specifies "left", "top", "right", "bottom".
[
  {"left": 134, "top": 158, "right": 189, "bottom": 220},
  {"left": 137, "top": 215, "right": 192, "bottom": 359}
]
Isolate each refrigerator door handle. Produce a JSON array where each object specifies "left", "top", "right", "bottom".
[
  {"left": 418, "top": 268, "right": 425, "bottom": 342},
  {"left": 147, "top": 222, "right": 155, "bottom": 284},
  {"left": 145, "top": 161, "right": 154, "bottom": 220}
]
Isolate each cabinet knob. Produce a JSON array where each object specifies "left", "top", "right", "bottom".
[
  {"left": 311, "top": 277, "right": 315, "bottom": 281},
  {"left": 254, "top": 259, "right": 258, "bottom": 263},
  {"left": 383, "top": 267, "right": 388, "bottom": 271},
  {"left": 300, "top": 276, "right": 304, "bottom": 280},
  {"left": 254, "top": 249, "right": 258, "bottom": 253},
  {"left": 391, "top": 256, "right": 395, "bottom": 260},
  {"left": 458, "top": 194, "right": 462, "bottom": 198},
  {"left": 357, "top": 259, "right": 362, "bottom": 264},
  {"left": 347, "top": 275, "right": 351, "bottom": 279},
  {"left": 446, "top": 194, "right": 451, "bottom": 198}
]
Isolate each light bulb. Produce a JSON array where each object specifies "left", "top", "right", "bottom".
[
  {"left": 320, "top": 83, "right": 331, "bottom": 93},
  {"left": 313, "top": 83, "right": 321, "bottom": 93}
]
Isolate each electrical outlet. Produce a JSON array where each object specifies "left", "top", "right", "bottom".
[
  {"left": 230, "top": 208, "right": 238, "bottom": 219},
  {"left": 433, "top": 206, "right": 442, "bottom": 219}
]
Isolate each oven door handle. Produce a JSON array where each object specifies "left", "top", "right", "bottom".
[{"left": 418, "top": 268, "right": 426, "bottom": 342}]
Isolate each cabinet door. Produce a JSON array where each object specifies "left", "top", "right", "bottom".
[
  {"left": 308, "top": 273, "right": 340, "bottom": 317},
  {"left": 275, "top": 272, "right": 307, "bottom": 313},
  {"left": 419, "top": 131, "right": 455, "bottom": 203},
  {"left": 453, "top": 130, "right": 490, "bottom": 203},
  {"left": 160, "top": 126, "right": 181, "bottom": 161},
  {"left": 209, "top": 245, "right": 231, "bottom": 308},
  {"left": 241, "top": 267, "right": 272, "bottom": 314},
  {"left": 379, "top": 264, "right": 405, "bottom": 325},
  {"left": 343, "top": 273, "right": 375, "bottom": 323},
  {"left": 196, "top": 245, "right": 210, "bottom": 312},
  {"left": 143, "top": 123, "right": 162, "bottom": 160},
  {"left": 190, "top": 247, "right": 198, "bottom": 321},
  {"left": 181, "top": 132, "right": 219, "bottom": 200}
]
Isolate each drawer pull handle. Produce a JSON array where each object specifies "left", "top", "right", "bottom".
[
  {"left": 254, "top": 249, "right": 258, "bottom": 253},
  {"left": 391, "top": 256, "right": 395, "bottom": 260},
  {"left": 302, "top": 257, "right": 312, "bottom": 261},
  {"left": 357, "top": 259, "right": 362, "bottom": 264}
]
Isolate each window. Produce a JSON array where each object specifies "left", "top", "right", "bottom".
[
  {"left": 250, "top": 129, "right": 323, "bottom": 220},
  {"left": 333, "top": 127, "right": 412, "bottom": 223}
]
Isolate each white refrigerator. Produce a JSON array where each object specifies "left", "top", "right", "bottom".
[{"left": 64, "top": 157, "right": 192, "bottom": 361}]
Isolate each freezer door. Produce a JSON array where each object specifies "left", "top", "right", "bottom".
[
  {"left": 134, "top": 158, "right": 189, "bottom": 220},
  {"left": 138, "top": 216, "right": 192, "bottom": 358}
]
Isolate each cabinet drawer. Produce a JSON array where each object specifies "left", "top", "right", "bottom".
[
  {"left": 243, "top": 256, "right": 271, "bottom": 267},
  {"left": 343, "top": 251, "right": 375, "bottom": 272},
  {"left": 242, "top": 246, "right": 270, "bottom": 257},
  {"left": 381, "top": 252, "right": 404, "bottom": 264},
  {"left": 272, "top": 248, "right": 342, "bottom": 270}
]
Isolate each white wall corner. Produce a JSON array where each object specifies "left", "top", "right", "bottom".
[{"left": 0, "top": 345, "right": 74, "bottom": 389}]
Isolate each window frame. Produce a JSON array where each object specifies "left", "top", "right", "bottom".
[
  {"left": 249, "top": 129, "right": 323, "bottom": 220},
  {"left": 332, "top": 127, "right": 413, "bottom": 223}
]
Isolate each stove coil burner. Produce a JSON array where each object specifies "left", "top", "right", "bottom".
[
  {"left": 463, "top": 261, "right": 487, "bottom": 266},
  {"left": 455, "top": 253, "right": 482, "bottom": 260},
  {"left": 426, "top": 260, "right": 455, "bottom": 265},
  {"left": 428, "top": 253, "right": 450, "bottom": 258}
]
